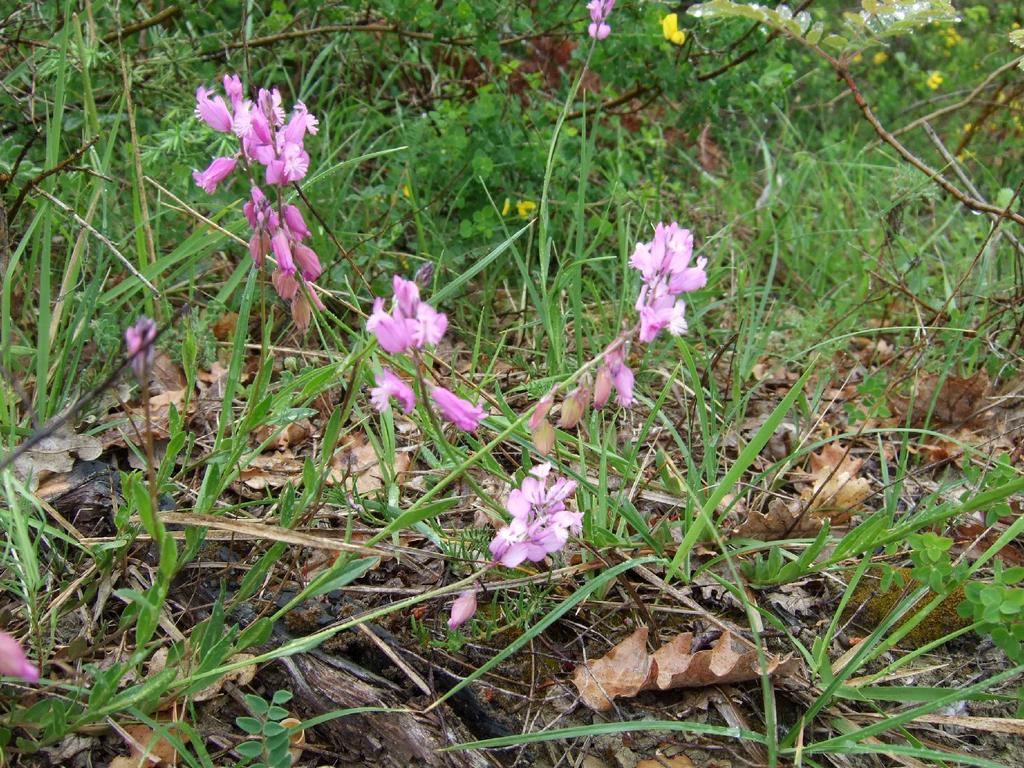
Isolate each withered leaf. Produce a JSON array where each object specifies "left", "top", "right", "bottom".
[
  {"left": 573, "top": 628, "right": 798, "bottom": 712},
  {"left": 801, "top": 442, "right": 871, "bottom": 518},
  {"left": 909, "top": 370, "right": 990, "bottom": 426},
  {"left": 15, "top": 427, "right": 103, "bottom": 490},
  {"left": 735, "top": 498, "right": 822, "bottom": 540},
  {"left": 572, "top": 627, "right": 655, "bottom": 712},
  {"left": 329, "top": 432, "right": 411, "bottom": 496}
]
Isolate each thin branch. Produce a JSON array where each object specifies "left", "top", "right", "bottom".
[
  {"left": 101, "top": 5, "right": 182, "bottom": 44},
  {"left": 566, "top": 83, "right": 657, "bottom": 121},
  {"left": 922, "top": 121, "right": 1024, "bottom": 259},
  {"left": 31, "top": 185, "right": 162, "bottom": 297},
  {"left": 8, "top": 136, "right": 98, "bottom": 220},
  {"left": 885, "top": 55, "right": 1023, "bottom": 142},
  {"left": 811, "top": 45, "right": 1024, "bottom": 228}
]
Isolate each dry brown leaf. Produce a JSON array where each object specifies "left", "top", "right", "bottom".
[
  {"left": 651, "top": 631, "right": 793, "bottom": 690},
  {"left": 15, "top": 427, "right": 102, "bottom": 490},
  {"left": 239, "top": 452, "right": 304, "bottom": 490},
  {"left": 280, "top": 717, "right": 306, "bottom": 763},
  {"left": 907, "top": 370, "right": 990, "bottom": 426},
  {"left": 800, "top": 442, "right": 871, "bottom": 520},
  {"left": 148, "top": 351, "right": 187, "bottom": 395},
  {"left": 735, "top": 498, "right": 822, "bottom": 540},
  {"left": 329, "top": 433, "right": 411, "bottom": 495},
  {"left": 111, "top": 722, "right": 187, "bottom": 767},
  {"left": 573, "top": 628, "right": 797, "bottom": 712},
  {"left": 212, "top": 312, "right": 240, "bottom": 341},
  {"left": 255, "top": 419, "right": 313, "bottom": 452},
  {"left": 572, "top": 627, "right": 655, "bottom": 712}
]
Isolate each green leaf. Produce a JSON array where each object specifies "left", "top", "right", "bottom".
[
  {"left": 236, "top": 716, "right": 263, "bottom": 735},
  {"left": 236, "top": 740, "right": 264, "bottom": 758},
  {"left": 244, "top": 694, "right": 270, "bottom": 715}
]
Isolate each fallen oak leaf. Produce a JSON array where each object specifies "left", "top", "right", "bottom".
[
  {"left": 15, "top": 426, "right": 103, "bottom": 490},
  {"left": 734, "top": 498, "right": 822, "bottom": 541},
  {"left": 572, "top": 627, "right": 655, "bottom": 712},
  {"left": 651, "top": 630, "right": 796, "bottom": 690},
  {"left": 573, "top": 627, "right": 798, "bottom": 712},
  {"left": 800, "top": 442, "right": 871, "bottom": 521}
]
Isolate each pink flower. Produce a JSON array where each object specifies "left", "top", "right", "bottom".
[
  {"left": 223, "top": 74, "right": 245, "bottom": 109},
  {"left": 192, "top": 156, "right": 237, "bottom": 194},
  {"left": 283, "top": 101, "right": 319, "bottom": 144},
  {"left": 447, "top": 590, "right": 478, "bottom": 630},
  {"left": 194, "top": 86, "right": 233, "bottom": 132},
  {"left": 270, "top": 229, "right": 295, "bottom": 276},
  {"left": 489, "top": 463, "right": 581, "bottom": 568},
  {"left": 293, "top": 244, "right": 322, "bottom": 281},
  {"left": 631, "top": 222, "right": 705, "bottom": 343},
  {"left": 282, "top": 205, "right": 311, "bottom": 240},
  {"left": 366, "top": 275, "right": 448, "bottom": 354},
  {"left": 371, "top": 369, "right": 416, "bottom": 413},
  {"left": 587, "top": 0, "right": 615, "bottom": 39},
  {"left": 431, "top": 387, "right": 485, "bottom": 432},
  {"left": 605, "top": 345, "right": 635, "bottom": 407},
  {"left": 0, "top": 632, "right": 39, "bottom": 683},
  {"left": 367, "top": 297, "right": 415, "bottom": 354},
  {"left": 125, "top": 316, "right": 157, "bottom": 379},
  {"left": 249, "top": 232, "right": 270, "bottom": 267},
  {"left": 266, "top": 141, "right": 310, "bottom": 185}
]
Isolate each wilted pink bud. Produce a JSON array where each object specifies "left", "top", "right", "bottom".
[
  {"left": 291, "top": 293, "right": 311, "bottom": 331},
  {"left": 593, "top": 365, "right": 613, "bottom": 410},
  {"left": 529, "top": 395, "right": 554, "bottom": 430},
  {"left": 0, "top": 632, "right": 39, "bottom": 683},
  {"left": 448, "top": 590, "right": 478, "bottom": 630},
  {"left": 272, "top": 270, "right": 298, "bottom": 301},
  {"left": 125, "top": 317, "right": 157, "bottom": 380},
  {"left": 249, "top": 232, "right": 270, "bottom": 267},
  {"left": 532, "top": 418, "right": 555, "bottom": 455},
  {"left": 558, "top": 386, "right": 589, "bottom": 429}
]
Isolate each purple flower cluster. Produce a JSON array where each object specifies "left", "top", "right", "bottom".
[
  {"left": 489, "top": 463, "right": 581, "bottom": 568},
  {"left": 367, "top": 276, "right": 485, "bottom": 432},
  {"left": 630, "top": 222, "right": 707, "bottom": 343},
  {"left": 193, "top": 75, "right": 324, "bottom": 330},
  {"left": 587, "top": 0, "right": 615, "bottom": 40}
]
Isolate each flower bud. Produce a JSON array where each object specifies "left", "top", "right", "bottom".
[
  {"left": 593, "top": 365, "right": 613, "bottom": 410},
  {"left": 532, "top": 417, "right": 555, "bottom": 455},
  {"left": 448, "top": 590, "right": 478, "bottom": 630},
  {"left": 414, "top": 261, "right": 435, "bottom": 287},
  {"left": 529, "top": 394, "right": 554, "bottom": 430},
  {"left": 558, "top": 386, "right": 589, "bottom": 429}
]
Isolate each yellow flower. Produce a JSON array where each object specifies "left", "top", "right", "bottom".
[
  {"left": 516, "top": 200, "right": 537, "bottom": 219},
  {"left": 962, "top": 122, "right": 973, "bottom": 134},
  {"left": 401, "top": 184, "right": 411, "bottom": 199},
  {"left": 926, "top": 71, "right": 943, "bottom": 90},
  {"left": 944, "top": 28, "right": 962, "bottom": 47},
  {"left": 852, "top": 52, "right": 863, "bottom": 64},
  {"left": 501, "top": 198, "right": 511, "bottom": 216},
  {"left": 661, "top": 13, "right": 686, "bottom": 45},
  {"left": 872, "top": 51, "right": 889, "bottom": 65}
]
